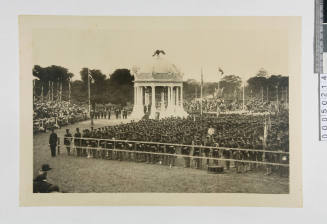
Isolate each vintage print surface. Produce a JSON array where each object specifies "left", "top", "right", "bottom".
[{"left": 19, "top": 16, "right": 302, "bottom": 206}]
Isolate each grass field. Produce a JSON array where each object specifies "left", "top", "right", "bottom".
[{"left": 33, "top": 119, "right": 289, "bottom": 193}]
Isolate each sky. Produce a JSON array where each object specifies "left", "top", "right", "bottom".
[{"left": 32, "top": 16, "right": 298, "bottom": 82}]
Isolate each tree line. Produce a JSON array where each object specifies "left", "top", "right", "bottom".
[
  {"left": 33, "top": 65, "right": 289, "bottom": 105},
  {"left": 33, "top": 65, "right": 134, "bottom": 106},
  {"left": 183, "top": 68, "right": 289, "bottom": 103}
]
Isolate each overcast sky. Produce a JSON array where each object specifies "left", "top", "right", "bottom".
[{"left": 32, "top": 16, "right": 297, "bottom": 82}]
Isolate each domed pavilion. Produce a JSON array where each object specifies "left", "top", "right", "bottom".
[{"left": 130, "top": 51, "right": 188, "bottom": 119}]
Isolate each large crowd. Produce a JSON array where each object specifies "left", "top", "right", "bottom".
[
  {"left": 184, "top": 97, "right": 286, "bottom": 114},
  {"left": 33, "top": 100, "right": 88, "bottom": 133},
  {"left": 61, "top": 111, "right": 289, "bottom": 175}
]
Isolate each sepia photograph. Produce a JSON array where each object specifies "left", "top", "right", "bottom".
[{"left": 19, "top": 16, "right": 302, "bottom": 206}]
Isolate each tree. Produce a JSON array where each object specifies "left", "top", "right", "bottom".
[
  {"left": 183, "top": 79, "right": 199, "bottom": 100},
  {"left": 32, "top": 65, "right": 73, "bottom": 100},
  {"left": 106, "top": 69, "right": 134, "bottom": 105},
  {"left": 219, "top": 75, "right": 242, "bottom": 100}
]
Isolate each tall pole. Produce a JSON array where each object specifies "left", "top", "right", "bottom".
[
  {"left": 33, "top": 79, "right": 35, "bottom": 102},
  {"left": 68, "top": 77, "right": 71, "bottom": 104},
  {"left": 261, "top": 87, "right": 263, "bottom": 103},
  {"left": 41, "top": 83, "right": 44, "bottom": 102},
  {"left": 48, "top": 81, "right": 50, "bottom": 101},
  {"left": 88, "top": 69, "right": 94, "bottom": 126},
  {"left": 217, "top": 70, "right": 220, "bottom": 98},
  {"left": 242, "top": 81, "right": 245, "bottom": 111},
  {"left": 276, "top": 85, "right": 279, "bottom": 105},
  {"left": 200, "top": 67, "right": 203, "bottom": 116},
  {"left": 60, "top": 76, "right": 63, "bottom": 102},
  {"left": 266, "top": 86, "right": 269, "bottom": 102},
  {"left": 57, "top": 78, "right": 59, "bottom": 101},
  {"left": 88, "top": 69, "right": 91, "bottom": 118},
  {"left": 51, "top": 81, "right": 54, "bottom": 101}
]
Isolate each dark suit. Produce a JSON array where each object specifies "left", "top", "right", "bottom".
[
  {"left": 49, "top": 132, "right": 58, "bottom": 157},
  {"left": 33, "top": 180, "right": 59, "bottom": 193}
]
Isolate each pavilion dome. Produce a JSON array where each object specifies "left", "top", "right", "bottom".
[{"left": 134, "top": 55, "right": 183, "bottom": 82}]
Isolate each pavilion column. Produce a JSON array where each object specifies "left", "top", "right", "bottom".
[
  {"left": 177, "top": 87, "right": 179, "bottom": 108},
  {"left": 173, "top": 86, "right": 177, "bottom": 111},
  {"left": 138, "top": 86, "right": 143, "bottom": 106},
  {"left": 152, "top": 85, "right": 155, "bottom": 108},
  {"left": 131, "top": 84, "right": 144, "bottom": 119},
  {"left": 134, "top": 86, "right": 137, "bottom": 105},
  {"left": 160, "top": 89, "right": 165, "bottom": 110},
  {"left": 167, "top": 86, "right": 171, "bottom": 108},
  {"left": 172, "top": 87, "right": 175, "bottom": 106},
  {"left": 149, "top": 85, "right": 156, "bottom": 119},
  {"left": 180, "top": 86, "right": 183, "bottom": 107},
  {"left": 176, "top": 86, "right": 180, "bottom": 107}
]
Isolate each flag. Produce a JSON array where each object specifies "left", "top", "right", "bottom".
[
  {"left": 218, "top": 67, "right": 224, "bottom": 77},
  {"left": 88, "top": 69, "right": 94, "bottom": 83},
  {"left": 200, "top": 67, "right": 203, "bottom": 116}
]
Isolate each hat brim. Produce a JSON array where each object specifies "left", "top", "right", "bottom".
[{"left": 40, "top": 168, "right": 52, "bottom": 172}]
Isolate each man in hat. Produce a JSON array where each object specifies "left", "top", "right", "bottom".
[
  {"left": 64, "top": 129, "right": 72, "bottom": 155},
  {"left": 181, "top": 136, "right": 191, "bottom": 168},
  {"left": 48, "top": 128, "right": 58, "bottom": 157},
  {"left": 33, "top": 164, "right": 60, "bottom": 193},
  {"left": 74, "top": 128, "right": 82, "bottom": 156},
  {"left": 107, "top": 108, "right": 111, "bottom": 120}
]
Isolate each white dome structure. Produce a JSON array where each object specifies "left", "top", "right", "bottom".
[
  {"left": 130, "top": 52, "right": 188, "bottom": 120},
  {"left": 135, "top": 56, "right": 183, "bottom": 82}
]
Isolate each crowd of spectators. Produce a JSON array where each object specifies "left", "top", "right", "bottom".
[
  {"left": 184, "top": 97, "right": 287, "bottom": 114},
  {"left": 65, "top": 112, "right": 289, "bottom": 175},
  {"left": 33, "top": 100, "right": 88, "bottom": 133}
]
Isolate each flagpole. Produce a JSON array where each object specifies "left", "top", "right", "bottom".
[
  {"left": 41, "top": 83, "right": 44, "bottom": 102},
  {"left": 88, "top": 68, "right": 91, "bottom": 118},
  {"left": 242, "top": 80, "right": 245, "bottom": 111},
  {"left": 48, "top": 81, "right": 50, "bottom": 101},
  {"left": 57, "top": 77, "right": 59, "bottom": 101},
  {"left": 200, "top": 67, "right": 203, "bottom": 117},
  {"left": 266, "top": 86, "right": 268, "bottom": 102},
  {"left": 261, "top": 87, "right": 263, "bottom": 103},
  {"left": 68, "top": 77, "right": 71, "bottom": 104},
  {"left": 88, "top": 68, "right": 94, "bottom": 126},
  {"left": 276, "top": 85, "right": 279, "bottom": 105},
  {"left": 60, "top": 76, "right": 63, "bottom": 102},
  {"left": 51, "top": 81, "right": 54, "bottom": 101},
  {"left": 33, "top": 79, "right": 35, "bottom": 102},
  {"left": 217, "top": 70, "right": 220, "bottom": 98}
]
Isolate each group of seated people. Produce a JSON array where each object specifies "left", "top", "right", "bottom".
[
  {"left": 33, "top": 100, "right": 88, "bottom": 133},
  {"left": 63, "top": 112, "right": 289, "bottom": 175}
]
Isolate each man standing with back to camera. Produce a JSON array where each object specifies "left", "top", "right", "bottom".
[{"left": 48, "top": 128, "right": 58, "bottom": 157}]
